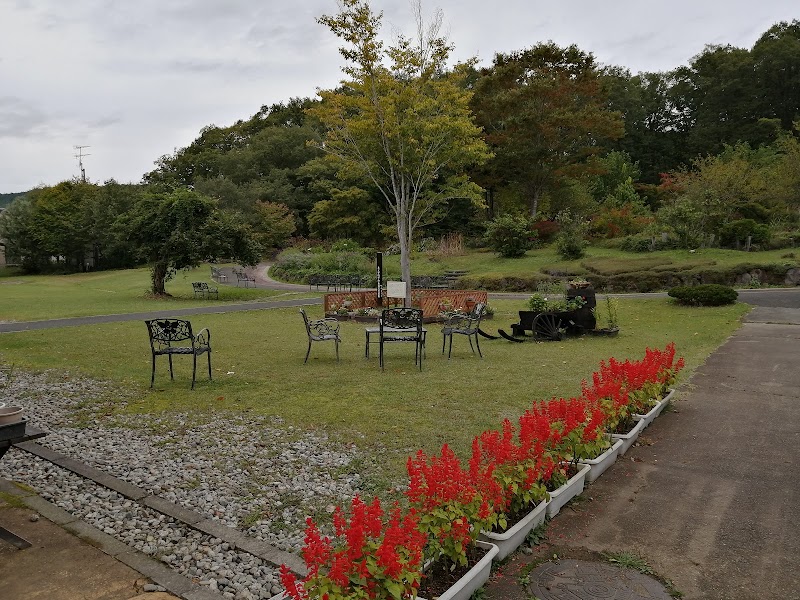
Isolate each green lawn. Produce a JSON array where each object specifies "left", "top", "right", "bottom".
[
  {"left": 0, "top": 265, "right": 316, "bottom": 322},
  {"left": 0, "top": 295, "right": 750, "bottom": 480}
]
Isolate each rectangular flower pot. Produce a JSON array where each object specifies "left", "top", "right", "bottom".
[
  {"left": 634, "top": 388, "right": 676, "bottom": 428},
  {"left": 546, "top": 463, "right": 591, "bottom": 518},
  {"left": 419, "top": 540, "right": 499, "bottom": 600},
  {"left": 611, "top": 418, "right": 647, "bottom": 456},
  {"left": 579, "top": 438, "right": 624, "bottom": 484},
  {"left": 479, "top": 499, "right": 548, "bottom": 560}
]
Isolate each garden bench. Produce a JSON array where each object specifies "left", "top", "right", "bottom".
[
  {"left": 210, "top": 266, "right": 228, "bottom": 283},
  {"left": 145, "top": 319, "right": 212, "bottom": 389},
  {"left": 233, "top": 269, "right": 256, "bottom": 288},
  {"left": 192, "top": 281, "right": 218, "bottom": 299}
]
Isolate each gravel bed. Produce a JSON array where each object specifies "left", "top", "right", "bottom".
[
  {"left": 0, "top": 368, "right": 397, "bottom": 595},
  {"left": 2, "top": 451, "right": 282, "bottom": 599}
]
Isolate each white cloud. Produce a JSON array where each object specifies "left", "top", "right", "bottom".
[{"left": 0, "top": 0, "right": 797, "bottom": 192}]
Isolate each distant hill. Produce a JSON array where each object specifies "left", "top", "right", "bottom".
[{"left": 0, "top": 191, "right": 28, "bottom": 209}]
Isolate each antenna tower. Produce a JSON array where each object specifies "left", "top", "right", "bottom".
[{"left": 73, "top": 145, "right": 91, "bottom": 182}]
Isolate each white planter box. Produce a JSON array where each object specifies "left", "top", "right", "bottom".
[
  {"left": 611, "top": 418, "right": 647, "bottom": 456},
  {"left": 546, "top": 463, "right": 591, "bottom": 518},
  {"left": 634, "top": 388, "right": 676, "bottom": 428},
  {"left": 479, "top": 499, "right": 548, "bottom": 560},
  {"left": 419, "top": 540, "right": 499, "bottom": 600},
  {"left": 578, "top": 438, "right": 624, "bottom": 484}
]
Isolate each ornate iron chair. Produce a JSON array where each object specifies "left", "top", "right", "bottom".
[
  {"left": 300, "top": 308, "right": 341, "bottom": 363},
  {"left": 379, "top": 307, "right": 425, "bottom": 371},
  {"left": 145, "top": 319, "right": 212, "bottom": 389},
  {"left": 441, "top": 302, "right": 486, "bottom": 359}
]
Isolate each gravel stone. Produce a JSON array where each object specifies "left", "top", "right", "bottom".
[{"left": 0, "top": 369, "right": 397, "bottom": 598}]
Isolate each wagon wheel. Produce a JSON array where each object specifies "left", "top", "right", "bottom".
[{"left": 533, "top": 313, "right": 563, "bottom": 341}]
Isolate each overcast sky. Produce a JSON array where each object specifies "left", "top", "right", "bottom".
[{"left": 0, "top": 0, "right": 797, "bottom": 193}]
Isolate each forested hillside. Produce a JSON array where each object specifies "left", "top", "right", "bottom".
[{"left": 1, "top": 18, "right": 798, "bottom": 279}]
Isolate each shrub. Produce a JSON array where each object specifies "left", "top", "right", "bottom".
[
  {"left": 667, "top": 284, "right": 738, "bottom": 306},
  {"left": 554, "top": 209, "right": 587, "bottom": 260},
  {"left": 484, "top": 214, "right": 536, "bottom": 258}
]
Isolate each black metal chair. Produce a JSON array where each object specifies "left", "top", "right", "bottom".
[
  {"left": 145, "top": 319, "right": 212, "bottom": 389},
  {"left": 442, "top": 302, "right": 486, "bottom": 359},
  {"left": 300, "top": 308, "right": 341, "bottom": 363},
  {"left": 379, "top": 307, "right": 425, "bottom": 371}
]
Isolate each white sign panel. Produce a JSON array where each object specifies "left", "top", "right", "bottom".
[{"left": 386, "top": 280, "right": 406, "bottom": 298}]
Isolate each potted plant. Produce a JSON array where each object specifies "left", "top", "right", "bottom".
[
  {"left": 437, "top": 297, "right": 454, "bottom": 313},
  {"left": 471, "top": 418, "right": 552, "bottom": 560},
  {"left": 406, "top": 445, "right": 499, "bottom": 600},
  {"left": 280, "top": 496, "right": 427, "bottom": 600},
  {"left": 589, "top": 296, "right": 620, "bottom": 336},
  {"left": 567, "top": 277, "right": 592, "bottom": 290},
  {"left": 342, "top": 294, "right": 355, "bottom": 309}
]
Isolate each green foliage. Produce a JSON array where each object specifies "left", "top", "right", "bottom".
[
  {"left": 119, "top": 189, "right": 262, "bottom": 294},
  {"left": 527, "top": 293, "right": 585, "bottom": 313},
  {"left": 483, "top": 214, "right": 535, "bottom": 258},
  {"left": 719, "top": 219, "right": 770, "bottom": 248},
  {"left": 668, "top": 284, "right": 739, "bottom": 306},
  {"left": 251, "top": 201, "right": 296, "bottom": 251},
  {"left": 271, "top": 248, "right": 374, "bottom": 283},
  {"left": 312, "top": 0, "right": 491, "bottom": 303},
  {"left": 554, "top": 210, "right": 587, "bottom": 260},
  {"left": 472, "top": 42, "right": 624, "bottom": 218}
]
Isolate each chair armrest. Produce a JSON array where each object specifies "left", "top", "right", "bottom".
[{"left": 194, "top": 328, "right": 211, "bottom": 346}]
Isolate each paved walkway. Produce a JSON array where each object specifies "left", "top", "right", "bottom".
[{"left": 486, "top": 302, "right": 800, "bottom": 599}]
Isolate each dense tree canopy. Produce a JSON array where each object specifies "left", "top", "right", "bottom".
[{"left": 472, "top": 43, "right": 624, "bottom": 218}]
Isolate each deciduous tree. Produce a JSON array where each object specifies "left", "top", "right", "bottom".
[
  {"left": 472, "top": 43, "right": 623, "bottom": 219},
  {"left": 311, "top": 0, "right": 490, "bottom": 305}
]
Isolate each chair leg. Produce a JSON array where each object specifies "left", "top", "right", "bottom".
[
  {"left": 468, "top": 335, "right": 475, "bottom": 354},
  {"left": 168, "top": 354, "right": 174, "bottom": 380},
  {"left": 207, "top": 350, "right": 212, "bottom": 380},
  {"left": 150, "top": 354, "right": 156, "bottom": 388},
  {"left": 304, "top": 340, "right": 312, "bottom": 364},
  {"left": 380, "top": 340, "right": 384, "bottom": 370},
  {"left": 418, "top": 341, "right": 423, "bottom": 371},
  {"left": 475, "top": 333, "right": 482, "bottom": 358},
  {"left": 448, "top": 335, "right": 453, "bottom": 359},
  {"left": 335, "top": 339, "right": 340, "bottom": 362},
  {"left": 191, "top": 354, "right": 197, "bottom": 390},
  {"left": 442, "top": 334, "right": 447, "bottom": 355}
]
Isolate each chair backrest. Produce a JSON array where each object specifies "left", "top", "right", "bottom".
[
  {"left": 146, "top": 319, "right": 193, "bottom": 348},
  {"left": 381, "top": 307, "right": 423, "bottom": 332},
  {"left": 192, "top": 282, "right": 203, "bottom": 291},
  {"left": 471, "top": 302, "right": 486, "bottom": 320},
  {"left": 299, "top": 308, "right": 312, "bottom": 335}
]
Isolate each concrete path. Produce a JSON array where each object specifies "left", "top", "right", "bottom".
[{"left": 486, "top": 301, "right": 800, "bottom": 600}]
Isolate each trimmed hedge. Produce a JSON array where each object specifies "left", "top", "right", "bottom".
[{"left": 667, "top": 284, "right": 739, "bottom": 306}]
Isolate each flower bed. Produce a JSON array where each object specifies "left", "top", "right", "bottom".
[
  {"left": 281, "top": 343, "right": 685, "bottom": 600},
  {"left": 324, "top": 290, "right": 488, "bottom": 319}
]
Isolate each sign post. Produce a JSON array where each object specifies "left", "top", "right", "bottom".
[{"left": 376, "top": 252, "right": 383, "bottom": 305}]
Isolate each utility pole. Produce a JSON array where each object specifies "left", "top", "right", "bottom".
[{"left": 73, "top": 145, "right": 91, "bottom": 182}]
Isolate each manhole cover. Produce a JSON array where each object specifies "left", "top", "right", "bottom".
[{"left": 527, "top": 559, "right": 672, "bottom": 599}]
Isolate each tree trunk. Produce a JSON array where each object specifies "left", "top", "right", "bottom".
[
  {"left": 151, "top": 261, "right": 169, "bottom": 295},
  {"left": 398, "top": 214, "right": 412, "bottom": 307},
  {"left": 529, "top": 188, "right": 540, "bottom": 220}
]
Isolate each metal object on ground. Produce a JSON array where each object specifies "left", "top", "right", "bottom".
[{"left": 527, "top": 559, "right": 671, "bottom": 600}]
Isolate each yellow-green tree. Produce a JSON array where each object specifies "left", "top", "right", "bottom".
[{"left": 311, "top": 0, "right": 490, "bottom": 305}]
